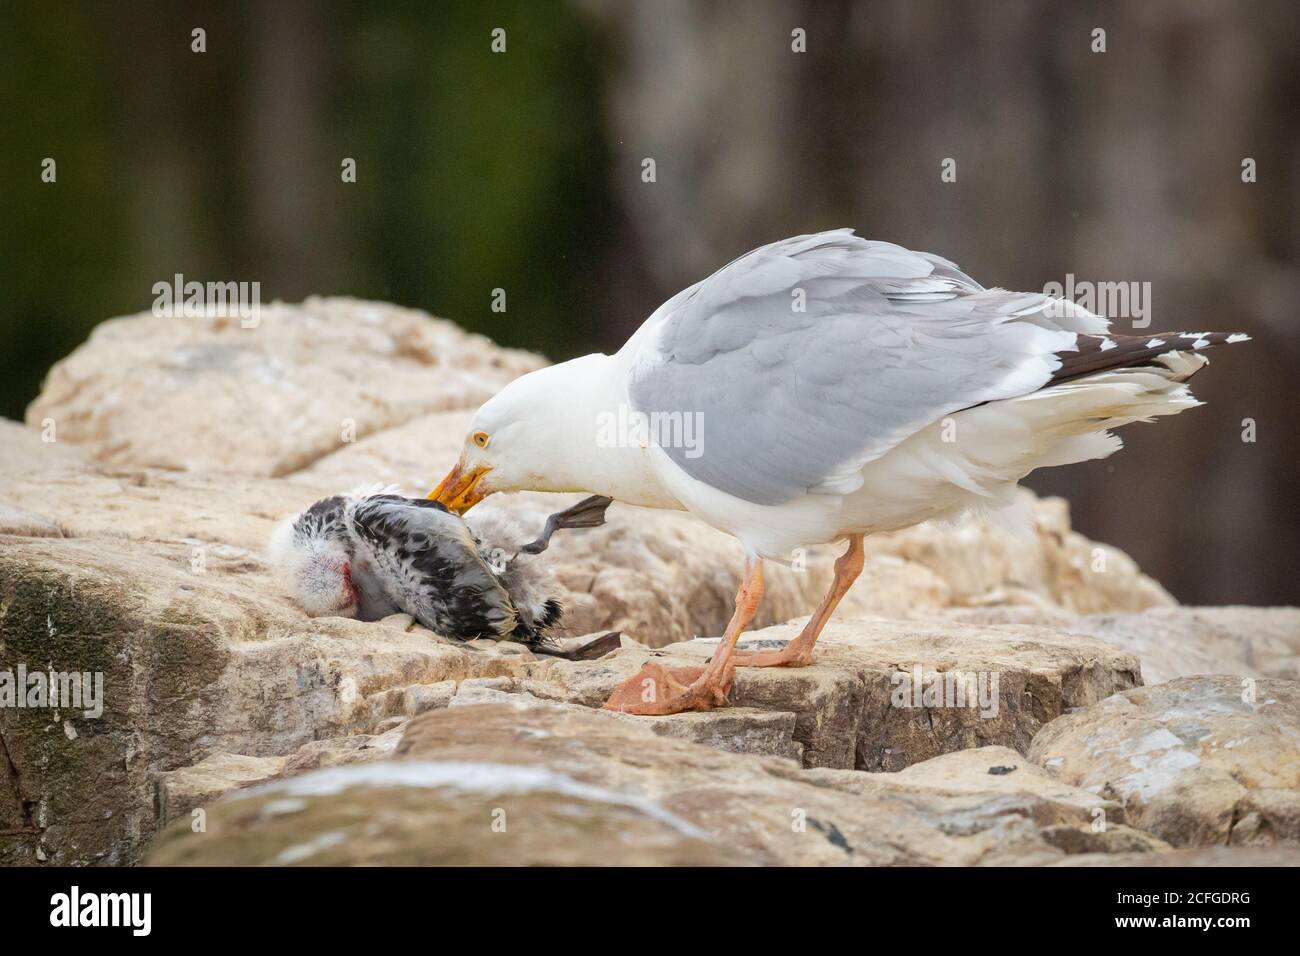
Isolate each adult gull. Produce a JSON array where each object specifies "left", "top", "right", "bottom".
[{"left": 428, "top": 229, "right": 1248, "bottom": 715}]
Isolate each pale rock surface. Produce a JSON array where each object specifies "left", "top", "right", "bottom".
[
  {"left": 24, "top": 297, "right": 544, "bottom": 477},
  {"left": 147, "top": 702, "right": 1165, "bottom": 866},
  {"left": 860, "top": 494, "right": 1175, "bottom": 615},
  {"left": 0, "top": 502, "right": 63, "bottom": 538},
  {"left": 157, "top": 752, "right": 288, "bottom": 825},
  {"left": 0, "top": 418, "right": 89, "bottom": 480},
  {"left": 448, "top": 678, "right": 806, "bottom": 761},
  {"left": 0, "top": 423, "right": 1170, "bottom": 868},
  {"left": 524, "top": 617, "right": 1142, "bottom": 769},
  {"left": 1029, "top": 676, "right": 1300, "bottom": 847},
  {"left": 934, "top": 604, "right": 1300, "bottom": 683},
  {"left": 1057, "top": 606, "right": 1300, "bottom": 683},
  {"left": 0, "top": 424, "right": 79, "bottom": 537},
  {"left": 292, "top": 409, "right": 477, "bottom": 492},
  {"left": 604, "top": 707, "right": 805, "bottom": 762},
  {"left": 796, "top": 745, "right": 1162, "bottom": 857},
  {"left": 0, "top": 531, "right": 547, "bottom": 866},
  {"left": 157, "top": 721, "right": 424, "bottom": 829},
  {"left": 281, "top": 722, "right": 409, "bottom": 775}
]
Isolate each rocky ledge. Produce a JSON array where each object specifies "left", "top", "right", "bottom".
[{"left": 2, "top": 299, "right": 1296, "bottom": 866}]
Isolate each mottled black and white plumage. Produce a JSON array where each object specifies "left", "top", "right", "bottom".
[{"left": 269, "top": 488, "right": 610, "bottom": 646}]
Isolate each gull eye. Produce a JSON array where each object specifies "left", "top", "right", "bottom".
[{"left": 472, "top": 431, "right": 490, "bottom": 449}]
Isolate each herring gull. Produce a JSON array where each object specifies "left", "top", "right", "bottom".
[{"left": 428, "top": 229, "right": 1248, "bottom": 714}]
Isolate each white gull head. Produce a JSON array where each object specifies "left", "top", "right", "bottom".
[{"left": 431, "top": 353, "right": 674, "bottom": 513}]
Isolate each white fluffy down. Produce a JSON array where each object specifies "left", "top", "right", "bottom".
[{"left": 267, "top": 514, "right": 358, "bottom": 617}]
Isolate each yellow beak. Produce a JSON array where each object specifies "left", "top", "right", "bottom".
[{"left": 428, "top": 462, "right": 491, "bottom": 514}]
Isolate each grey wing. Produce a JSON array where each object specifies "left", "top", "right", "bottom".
[
  {"left": 627, "top": 229, "right": 1107, "bottom": 506},
  {"left": 348, "top": 495, "right": 516, "bottom": 639}
]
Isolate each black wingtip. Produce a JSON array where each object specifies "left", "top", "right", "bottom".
[{"left": 1049, "top": 330, "right": 1252, "bottom": 386}]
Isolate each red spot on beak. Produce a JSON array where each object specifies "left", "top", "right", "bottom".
[{"left": 342, "top": 562, "right": 360, "bottom": 604}]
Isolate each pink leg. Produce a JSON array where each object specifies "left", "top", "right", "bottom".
[
  {"left": 603, "top": 557, "right": 765, "bottom": 714},
  {"left": 731, "top": 535, "right": 864, "bottom": 668}
]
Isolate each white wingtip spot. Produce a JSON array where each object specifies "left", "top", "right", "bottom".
[
  {"left": 1099, "top": 338, "right": 1116, "bottom": 351},
  {"left": 1146, "top": 338, "right": 1165, "bottom": 348},
  {"left": 1192, "top": 338, "right": 1210, "bottom": 349},
  {"left": 1227, "top": 333, "right": 1251, "bottom": 344}
]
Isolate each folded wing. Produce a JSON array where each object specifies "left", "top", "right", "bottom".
[
  {"left": 628, "top": 229, "right": 1109, "bottom": 505},
  {"left": 348, "top": 495, "right": 517, "bottom": 639}
]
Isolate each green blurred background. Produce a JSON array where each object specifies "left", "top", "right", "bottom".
[{"left": 2, "top": 0, "right": 1297, "bottom": 605}]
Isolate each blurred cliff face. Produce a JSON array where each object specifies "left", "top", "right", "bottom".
[
  {"left": 1, "top": 0, "right": 1296, "bottom": 604},
  {"left": 0, "top": 0, "right": 617, "bottom": 418}
]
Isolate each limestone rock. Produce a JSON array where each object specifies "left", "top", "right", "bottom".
[
  {"left": 831, "top": 744, "right": 1122, "bottom": 812},
  {"left": 292, "top": 409, "right": 477, "bottom": 492},
  {"left": 0, "top": 418, "right": 90, "bottom": 480},
  {"left": 151, "top": 762, "right": 743, "bottom": 867},
  {"left": 402, "top": 680, "right": 458, "bottom": 715},
  {"left": 1, "top": 469, "right": 331, "bottom": 557},
  {"left": 148, "top": 701, "right": 1166, "bottom": 866},
  {"left": 24, "top": 297, "right": 544, "bottom": 477},
  {"left": 3, "top": 303, "right": 1283, "bottom": 870},
  {"left": 0, "top": 502, "right": 63, "bottom": 538},
  {"left": 448, "top": 678, "right": 805, "bottom": 761},
  {"left": 1028, "top": 676, "right": 1300, "bottom": 847},
  {"left": 446, "top": 677, "right": 521, "bottom": 707},
  {"left": 861, "top": 492, "right": 1174, "bottom": 615},
  {"left": 608, "top": 708, "right": 805, "bottom": 762},
  {"left": 281, "top": 723, "right": 408, "bottom": 775},
  {"left": 153, "top": 720, "right": 436, "bottom": 828},
  {"left": 525, "top": 617, "right": 1142, "bottom": 770},
  {"left": 0, "top": 533, "right": 548, "bottom": 866},
  {"left": 157, "top": 752, "right": 287, "bottom": 826},
  {"left": 1059, "top": 606, "right": 1300, "bottom": 683},
  {"left": 929, "top": 604, "right": 1300, "bottom": 686},
  {"left": 154, "top": 683, "right": 804, "bottom": 821},
  {"left": 0, "top": 421, "right": 83, "bottom": 537},
  {"left": 796, "top": 745, "right": 1165, "bottom": 860}
]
